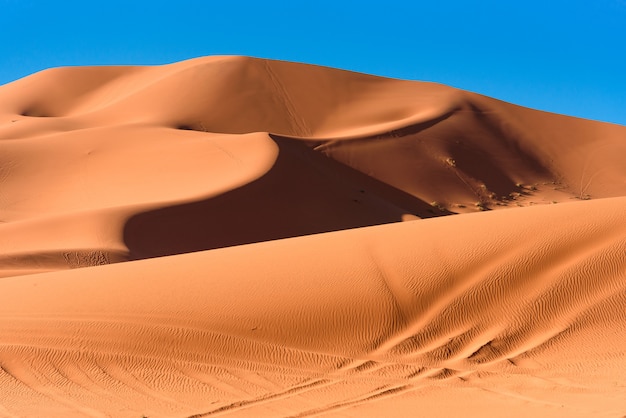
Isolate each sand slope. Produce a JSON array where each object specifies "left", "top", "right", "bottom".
[{"left": 0, "top": 56, "right": 625, "bottom": 417}]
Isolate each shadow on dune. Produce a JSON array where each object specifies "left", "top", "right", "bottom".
[
  {"left": 123, "top": 136, "right": 450, "bottom": 260},
  {"left": 315, "top": 102, "right": 556, "bottom": 207}
]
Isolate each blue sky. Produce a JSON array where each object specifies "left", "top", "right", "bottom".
[{"left": 1, "top": 1, "right": 625, "bottom": 125}]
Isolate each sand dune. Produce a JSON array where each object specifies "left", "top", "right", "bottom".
[{"left": 0, "top": 56, "right": 625, "bottom": 417}]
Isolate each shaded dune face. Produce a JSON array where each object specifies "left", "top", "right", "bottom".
[
  {"left": 0, "top": 56, "right": 625, "bottom": 417},
  {"left": 123, "top": 135, "right": 451, "bottom": 260}
]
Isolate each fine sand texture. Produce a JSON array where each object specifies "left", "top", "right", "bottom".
[{"left": 0, "top": 56, "right": 625, "bottom": 417}]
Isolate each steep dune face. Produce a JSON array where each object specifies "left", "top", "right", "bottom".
[
  {"left": 2, "top": 56, "right": 625, "bottom": 269},
  {"left": 0, "top": 56, "right": 625, "bottom": 417}
]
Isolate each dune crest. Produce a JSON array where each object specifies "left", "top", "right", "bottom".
[{"left": 0, "top": 56, "right": 625, "bottom": 417}]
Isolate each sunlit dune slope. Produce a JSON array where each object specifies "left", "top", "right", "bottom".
[{"left": 0, "top": 197, "right": 625, "bottom": 417}]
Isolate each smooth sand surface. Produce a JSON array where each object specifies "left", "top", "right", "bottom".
[{"left": 0, "top": 56, "right": 624, "bottom": 417}]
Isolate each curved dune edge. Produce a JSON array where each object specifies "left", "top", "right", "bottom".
[
  {"left": 2, "top": 57, "right": 626, "bottom": 273},
  {"left": 1, "top": 197, "right": 625, "bottom": 417}
]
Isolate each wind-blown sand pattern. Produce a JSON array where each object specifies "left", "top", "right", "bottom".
[{"left": 0, "top": 56, "right": 624, "bottom": 417}]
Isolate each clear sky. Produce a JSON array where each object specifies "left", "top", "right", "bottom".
[{"left": 1, "top": 0, "right": 625, "bottom": 125}]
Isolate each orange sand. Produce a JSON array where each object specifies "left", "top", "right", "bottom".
[{"left": 0, "top": 56, "right": 624, "bottom": 417}]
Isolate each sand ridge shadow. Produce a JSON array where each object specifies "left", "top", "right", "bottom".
[{"left": 123, "top": 135, "right": 450, "bottom": 260}]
